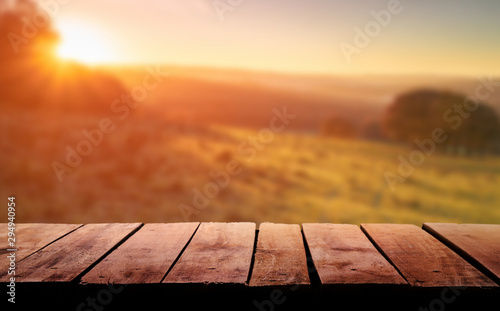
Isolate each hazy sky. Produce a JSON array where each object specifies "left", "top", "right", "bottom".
[{"left": 47, "top": 0, "right": 500, "bottom": 76}]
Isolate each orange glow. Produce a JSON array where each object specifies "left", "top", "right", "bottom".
[{"left": 55, "top": 20, "right": 114, "bottom": 65}]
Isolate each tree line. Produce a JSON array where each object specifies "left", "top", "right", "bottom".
[{"left": 320, "top": 89, "right": 500, "bottom": 155}]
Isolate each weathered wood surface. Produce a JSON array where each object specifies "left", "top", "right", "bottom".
[
  {"left": 361, "top": 224, "right": 497, "bottom": 287},
  {"left": 0, "top": 222, "right": 499, "bottom": 290},
  {"left": 0, "top": 223, "right": 81, "bottom": 276},
  {"left": 6, "top": 223, "right": 141, "bottom": 282},
  {"left": 81, "top": 223, "right": 199, "bottom": 284},
  {"left": 249, "top": 223, "right": 310, "bottom": 286},
  {"left": 163, "top": 222, "right": 255, "bottom": 284},
  {"left": 303, "top": 223, "right": 406, "bottom": 285},
  {"left": 424, "top": 223, "right": 500, "bottom": 284}
]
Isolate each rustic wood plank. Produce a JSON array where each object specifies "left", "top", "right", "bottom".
[
  {"left": 302, "top": 223, "right": 406, "bottom": 285},
  {"left": 361, "top": 224, "right": 497, "bottom": 287},
  {"left": 0, "top": 223, "right": 82, "bottom": 260},
  {"left": 163, "top": 222, "right": 255, "bottom": 284},
  {"left": 424, "top": 223, "right": 500, "bottom": 284},
  {"left": 4, "top": 223, "right": 141, "bottom": 282},
  {"left": 0, "top": 223, "right": 82, "bottom": 281},
  {"left": 80, "top": 223, "right": 199, "bottom": 284},
  {"left": 249, "top": 223, "right": 310, "bottom": 286}
]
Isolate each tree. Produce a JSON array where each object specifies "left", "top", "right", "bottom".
[
  {"left": 382, "top": 89, "right": 500, "bottom": 154},
  {"left": 0, "top": 0, "right": 126, "bottom": 114},
  {"left": 0, "top": 0, "right": 59, "bottom": 60}
]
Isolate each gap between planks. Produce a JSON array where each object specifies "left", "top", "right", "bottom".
[
  {"left": 163, "top": 222, "right": 256, "bottom": 285},
  {"left": 303, "top": 223, "right": 406, "bottom": 286},
  {"left": 249, "top": 223, "right": 310, "bottom": 287},
  {"left": 9, "top": 223, "right": 142, "bottom": 283},
  {"left": 423, "top": 223, "right": 500, "bottom": 285},
  {"left": 3, "top": 222, "right": 499, "bottom": 289},
  {"left": 361, "top": 224, "right": 497, "bottom": 288},
  {"left": 80, "top": 223, "right": 200, "bottom": 284}
]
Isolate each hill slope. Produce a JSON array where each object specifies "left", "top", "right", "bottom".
[{"left": 2, "top": 115, "right": 499, "bottom": 224}]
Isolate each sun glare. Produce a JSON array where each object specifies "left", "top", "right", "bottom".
[{"left": 55, "top": 20, "right": 114, "bottom": 65}]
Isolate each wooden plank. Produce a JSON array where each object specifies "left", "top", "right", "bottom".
[
  {"left": 249, "top": 223, "right": 310, "bottom": 286},
  {"left": 0, "top": 223, "right": 82, "bottom": 281},
  {"left": 302, "top": 223, "right": 406, "bottom": 285},
  {"left": 4, "top": 223, "right": 141, "bottom": 282},
  {"left": 163, "top": 222, "right": 255, "bottom": 284},
  {"left": 361, "top": 224, "right": 497, "bottom": 287},
  {"left": 81, "top": 223, "right": 199, "bottom": 284},
  {"left": 424, "top": 223, "right": 500, "bottom": 284},
  {"left": 0, "top": 223, "right": 82, "bottom": 260}
]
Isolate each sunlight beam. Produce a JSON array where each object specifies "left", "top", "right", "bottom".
[{"left": 55, "top": 20, "right": 114, "bottom": 65}]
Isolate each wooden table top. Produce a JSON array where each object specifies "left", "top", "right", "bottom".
[{"left": 1, "top": 222, "right": 499, "bottom": 310}]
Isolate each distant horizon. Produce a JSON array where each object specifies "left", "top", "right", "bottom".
[{"left": 96, "top": 62, "right": 500, "bottom": 80}]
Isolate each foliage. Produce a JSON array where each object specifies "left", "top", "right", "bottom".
[
  {"left": 383, "top": 89, "right": 500, "bottom": 154},
  {"left": 0, "top": 0, "right": 125, "bottom": 114}
]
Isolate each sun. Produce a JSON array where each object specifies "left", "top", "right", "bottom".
[{"left": 55, "top": 20, "right": 114, "bottom": 65}]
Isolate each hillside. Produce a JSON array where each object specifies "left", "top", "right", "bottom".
[
  {"left": 2, "top": 112, "right": 499, "bottom": 225},
  {"left": 103, "top": 65, "right": 500, "bottom": 132},
  {"left": 1, "top": 65, "right": 499, "bottom": 225}
]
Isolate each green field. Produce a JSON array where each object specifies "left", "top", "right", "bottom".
[{"left": 3, "top": 113, "right": 499, "bottom": 225}]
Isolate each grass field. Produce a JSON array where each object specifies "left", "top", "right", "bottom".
[
  {"left": 2, "top": 111, "right": 499, "bottom": 225},
  {"left": 2, "top": 68, "right": 499, "bottom": 225}
]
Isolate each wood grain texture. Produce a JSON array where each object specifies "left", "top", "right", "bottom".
[
  {"left": 424, "top": 223, "right": 500, "bottom": 284},
  {"left": 7, "top": 223, "right": 141, "bottom": 282},
  {"left": 361, "top": 224, "right": 497, "bottom": 287},
  {"left": 0, "top": 223, "right": 82, "bottom": 281},
  {"left": 163, "top": 222, "right": 255, "bottom": 284},
  {"left": 81, "top": 223, "right": 199, "bottom": 284},
  {"left": 249, "top": 223, "right": 310, "bottom": 286},
  {"left": 0, "top": 223, "right": 81, "bottom": 261},
  {"left": 302, "top": 223, "right": 406, "bottom": 285}
]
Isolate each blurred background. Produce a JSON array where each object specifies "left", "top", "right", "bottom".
[{"left": 1, "top": 0, "right": 499, "bottom": 224}]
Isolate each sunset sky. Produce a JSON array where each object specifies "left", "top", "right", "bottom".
[{"left": 48, "top": 0, "right": 500, "bottom": 76}]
